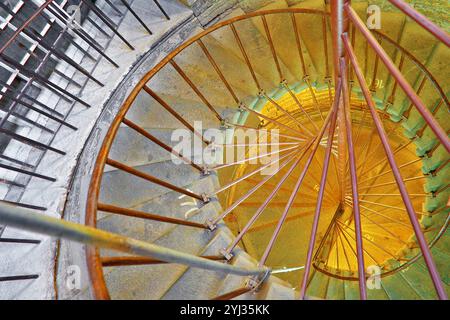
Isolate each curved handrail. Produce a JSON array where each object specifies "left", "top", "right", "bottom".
[
  {"left": 84, "top": 8, "right": 449, "bottom": 299},
  {"left": 85, "top": 8, "right": 330, "bottom": 300}
]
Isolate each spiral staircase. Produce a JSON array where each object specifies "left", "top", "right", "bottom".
[{"left": 0, "top": 0, "right": 448, "bottom": 300}]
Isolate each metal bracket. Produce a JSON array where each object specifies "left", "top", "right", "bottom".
[
  {"left": 219, "top": 248, "right": 234, "bottom": 261},
  {"left": 202, "top": 166, "right": 211, "bottom": 176},
  {"left": 205, "top": 218, "right": 217, "bottom": 231},
  {"left": 245, "top": 267, "right": 271, "bottom": 292},
  {"left": 201, "top": 193, "right": 210, "bottom": 203}
]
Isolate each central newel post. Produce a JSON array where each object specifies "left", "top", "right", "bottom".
[{"left": 330, "top": 0, "right": 350, "bottom": 208}]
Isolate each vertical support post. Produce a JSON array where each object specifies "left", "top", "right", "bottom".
[
  {"left": 299, "top": 80, "right": 342, "bottom": 299},
  {"left": 340, "top": 57, "right": 367, "bottom": 299},
  {"left": 331, "top": 0, "right": 350, "bottom": 205},
  {"left": 343, "top": 33, "right": 448, "bottom": 300}
]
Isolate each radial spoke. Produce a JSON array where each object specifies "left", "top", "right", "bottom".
[
  {"left": 239, "top": 103, "right": 308, "bottom": 137},
  {"left": 340, "top": 58, "right": 366, "bottom": 299},
  {"left": 344, "top": 200, "right": 408, "bottom": 245},
  {"left": 208, "top": 149, "right": 302, "bottom": 227},
  {"left": 264, "top": 91, "right": 315, "bottom": 137},
  {"left": 122, "top": 118, "right": 203, "bottom": 172},
  {"left": 211, "top": 144, "right": 301, "bottom": 170},
  {"left": 358, "top": 158, "right": 422, "bottom": 185},
  {"left": 337, "top": 220, "right": 398, "bottom": 261},
  {"left": 212, "top": 149, "right": 299, "bottom": 195},
  {"left": 106, "top": 159, "right": 207, "bottom": 202},
  {"left": 336, "top": 222, "right": 381, "bottom": 266},
  {"left": 282, "top": 82, "right": 319, "bottom": 133}
]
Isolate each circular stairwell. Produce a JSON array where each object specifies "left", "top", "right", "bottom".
[
  {"left": 0, "top": 0, "right": 447, "bottom": 301},
  {"left": 59, "top": 1, "right": 448, "bottom": 300}
]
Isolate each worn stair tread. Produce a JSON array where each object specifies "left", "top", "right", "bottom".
[
  {"left": 381, "top": 273, "right": 421, "bottom": 300},
  {"left": 306, "top": 269, "right": 329, "bottom": 298},
  {"left": 325, "top": 277, "right": 345, "bottom": 300},
  {"left": 97, "top": 185, "right": 220, "bottom": 247},
  {"left": 399, "top": 264, "right": 438, "bottom": 300},
  {"left": 125, "top": 90, "right": 227, "bottom": 130},
  {"left": 162, "top": 229, "right": 233, "bottom": 300},
  {"left": 99, "top": 160, "right": 214, "bottom": 208},
  {"left": 343, "top": 278, "right": 360, "bottom": 300}
]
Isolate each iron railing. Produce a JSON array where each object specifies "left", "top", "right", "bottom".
[
  {"left": 0, "top": 0, "right": 171, "bottom": 286},
  {"left": 0, "top": 0, "right": 447, "bottom": 301}
]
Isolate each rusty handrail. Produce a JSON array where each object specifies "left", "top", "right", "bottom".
[
  {"left": 85, "top": 8, "right": 330, "bottom": 300},
  {"left": 0, "top": 203, "right": 267, "bottom": 279},
  {"left": 84, "top": 7, "right": 449, "bottom": 300},
  {"left": 345, "top": 4, "right": 450, "bottom": 153},
  {"left": 387, "top": 0, "right": 450, "bottom": 47}
]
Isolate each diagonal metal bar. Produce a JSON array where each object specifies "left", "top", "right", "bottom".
[
  {"left": 291, "top": 12, "right": 307, "bottom": 77},
  {"left": 0, "top": 0, "right": 54, "bottom": 55},
  {"left": 344, "top": 199, "right": 409, "bottom": 245},
  {"left": 0, "top": 53, "right": 90, "bottom": 107},
  {"left": 45, "top": 5, "right": 119, "bottom": 67},
  {"left": 263, "top": 90, "right": 314, "bottom": 137},
  {"left": 97, "top": 203, "right": 206, "bottom": 229},
  {"left": 0, "top": 80, "right": 63, "bottom": 118},
  {"left": 169, "top": 59, "right": 223, "bottom": 121},
  {"left": 122, "top": 118, "right": 203, "bottom": 172},
  {"left": 211, "top": 144, "right": 300, "bottom": 170},
  {"left": 3, "top": 92, "right": 77, "bottom": 130},
  {"left": 153, "top": 0, "right": 170, "bottom": 20},
  {"left": 0, "top": 203, "right": 268, "bottom": 277},
  {"left": 0, "top": 275, "right": 39, "bottom": 282},
  {"left": 282, "top": 81, "right": 319, "bottom": 132},
  {"left": 101, "top": 255, "right": 224, "bottom": 266},
  {"left": 0, "top": 238, "right": 40, "bottom": 244},
  {"left": 239, "top": 103, "right": 308, "bottom": 137},
  {"left": 343, "top": 33, "right": 447, "bottom": 299},
  {"left": 212, "top": 287, "right": 252, "bottom": 300},
  {"left": 359, "top": 138, "right": 415, "bottom": 177},
  {"left": 336, "top": 221, "right": 381, "bottom": 266},
  {"left": 208, "top": 150, "right": 301, "bottom": 227},
  {"left": 225, "top": 142, "right": 314, "bottom": 257},
  {"left": 340, "top": 58, "right": 367, "bottom": 299},
  {"left": 358, "top": 175, "right": 428, "bottom": 191},
  {"left": 197, "top": 39, "right": 240, "bottom": 105},
  {"left": 106, "top": 158, "right": 207, "bottom": 202},
  {"left": 387, "top": 0, "right": 450, "bottom": 47},
  {"left": 346, "top": 4, "right": 450, "bottom": 153},
  {"left": 358, "top": 158, "right": 422, "bottom": 185},
  {"left": 213, "top": 148, "right": 299, "bottom": 195},
  {"left": 230, "top": 23, "right": 261, "bottom": 92},
  {"left": 261, "top": 15, "right": 283, "bottom": 81},
  {"left": 226, "top": 122, "right": 306, "bottom": 142},
  {"left": 118, "top": 0, "right": 152, "bottom": 34},
  {"left": 337, "top": 219, "right": 399, "bottom": 260},
  {"left": 80, "top": 0, "right": 135, "bottom": 50},
  {"left": 0, "top": 128, "right": 65, "bottom": 155},
  {"left": 258, "top": 106, "right": 339, "bottom": 267},
  {"left": 299, "top": 79, "right": 341, "bottom": 299},
  {"left": 143, "top": 86, "right": 209, "bottom": 145}
]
